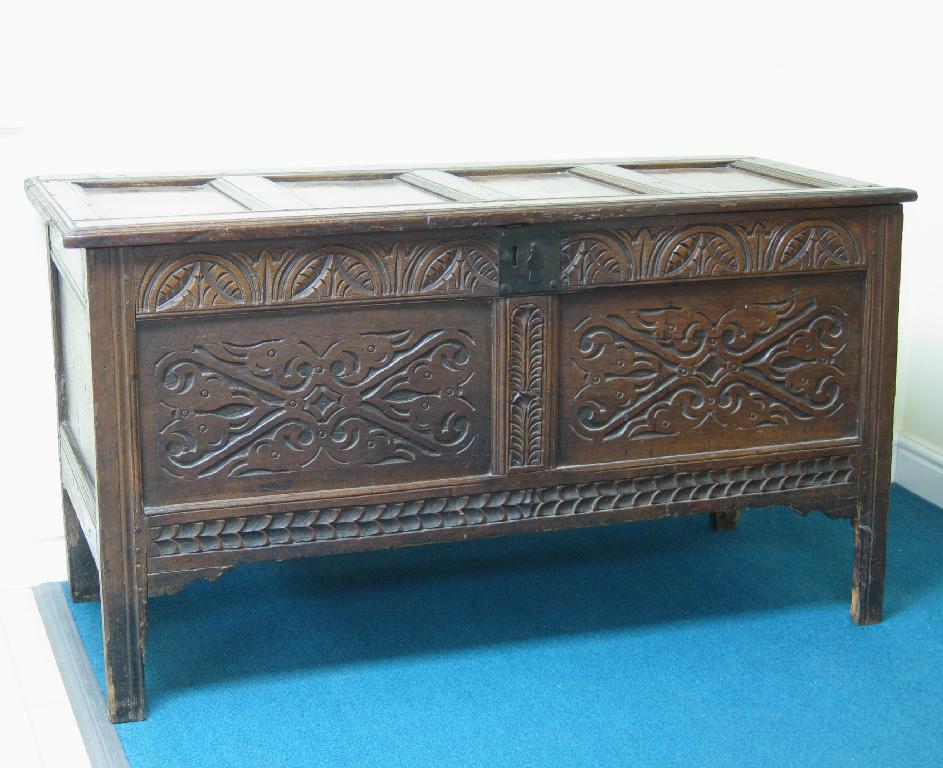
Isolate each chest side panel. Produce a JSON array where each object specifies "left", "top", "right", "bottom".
[
  {"left": 57, "top": 273, "right": 96, "bottom": 475},
  {"left": 137, "top": 300, "right": 493, "bottom": 506}
]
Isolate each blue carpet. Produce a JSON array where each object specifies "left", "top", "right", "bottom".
[{"left": 67, "top": 485, "right": 943, "bottom": 768}]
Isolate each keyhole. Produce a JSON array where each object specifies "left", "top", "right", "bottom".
[{"left": 510, "top": 245, "right": 518, "bottom": 268}]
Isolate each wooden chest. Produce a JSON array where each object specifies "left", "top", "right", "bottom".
[{"left": 27, "top": 157, "right": 916, "bottom": 722}]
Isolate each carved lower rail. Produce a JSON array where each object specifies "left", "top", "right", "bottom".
[{"left": 148, "top": 454, "right": 856, "bottom": 560}]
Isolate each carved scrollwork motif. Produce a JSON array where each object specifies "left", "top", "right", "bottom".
[
  {"left": 138, "top": 237, "right": 498, "bottom": 314},
  {"left": 155, "top": 329, "right": 481, "bottom": 479},
  {"left": 149, "top": 454, "right": 856, "bottom": 555},
  {"left": 508, "top": 303, "right": 545, "bottom": 468},
  {"left": 561, "top": 218, "right": 864, "bottom": 288},
  {"left": 571, "top": 293, "right": 848, "bottom": 442}
]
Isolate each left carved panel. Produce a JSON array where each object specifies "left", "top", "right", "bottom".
[
  {"left": 138, "top": 301, "right": 493, "bottom": 506},
  {"left": 135, "top": 233, "right": 499, "bottom": 315}
]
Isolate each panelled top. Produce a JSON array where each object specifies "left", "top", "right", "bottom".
[{"left": 25, "top": 156, "right": 916, "bottom": 248}]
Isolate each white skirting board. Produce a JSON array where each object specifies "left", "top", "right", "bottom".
[
  {"left": 893, "top": 433, "right": 943, "bottom": 509},
  {"left": 32, "top": 583, "right": 128, "bottom": 768}
]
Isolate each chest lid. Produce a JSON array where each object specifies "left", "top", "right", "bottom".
[{"left": 25, "top": 156, "right": 916, "bottom": 248}]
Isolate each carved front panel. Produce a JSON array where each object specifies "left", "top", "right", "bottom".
[
  {"left": 135, "top": 233, "right": 498, "bottom": 316},
  {"left": 138, "top": 301, "right": 492, "bottom": 506},
  {"left": 560, "top": 212, "right": 867, "bottom": 288},
  {"left": 557, "top": 274, "right": 862, "bottom": 465}
]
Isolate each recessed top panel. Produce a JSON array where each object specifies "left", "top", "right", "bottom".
[
  {"left": 636, "top": 166, "right": 810, "bottom": 192},
  {"left": 27, "top": 157, "right": 910, "bottom": 248},
  {"left": 81, "top": 184, "right": 248, "bottom": 219},
  {"left": 278, "top": 178, "right": 446, "bottom": 208},
  {"left": 463, "top": 172, "right": 632, "bottom": 200}
]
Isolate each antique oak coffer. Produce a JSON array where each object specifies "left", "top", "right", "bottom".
[{"left": 26, "top": 157, "right": 916, "bottom": 722}]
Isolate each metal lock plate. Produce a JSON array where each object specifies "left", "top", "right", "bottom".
[{"left": 498, "top": 226, "right": 561, "bottom": 295}]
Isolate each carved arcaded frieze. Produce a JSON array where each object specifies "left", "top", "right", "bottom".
[
  {"left": 137, "top": 236, "right": 499, "bottom": 314},
  {"left": 560, "top": 217, "right": 865, "bottom": 288}
]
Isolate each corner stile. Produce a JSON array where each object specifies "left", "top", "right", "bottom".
[{"left": 86, "top": 246, "right": 148, "bottom": 722}]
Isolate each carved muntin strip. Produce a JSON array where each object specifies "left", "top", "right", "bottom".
[
  {"left": 506, "top": 297, "right": 548, "bottom": 470},
  {"left": 491, "top": 299, "right": 509, "bottom": 476}
]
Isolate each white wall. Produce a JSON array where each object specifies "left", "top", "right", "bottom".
[
  {"left": 895, "top": 132, "right": 943, "bottom": 505},
  {"left": 887, "top": 1, "right": 943, "bottom": 506},
  {"left": 0, "top": 0, "right": 939, "bottom": 543}
]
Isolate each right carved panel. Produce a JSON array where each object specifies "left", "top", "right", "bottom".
[{"left": 557, "top": 274, "right": 862, "bottom": 465}]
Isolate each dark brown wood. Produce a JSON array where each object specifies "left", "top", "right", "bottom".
[
  {"left": 145, "top": 449, "right": 858, "bottom": 574},
  {"left": 851, "top": 205, "right": 903, "bottom": 625},
  {"left": 62, "top": 490, "right": 100, "bottom": 602},
  {"left": 556, "top": 274, "right": 863, "bottom": 466},
  {"left": 136, "top": 300, "right": 494, "bottom": 506},
  {"left": 86, "top": 247, "right": 148, "bottom": 723},
  {"left": 31, "top": 157, "right": 914, "bottom": 722},
  {"left": 709, "top": 509, "right": 741, "bottom": 532}
]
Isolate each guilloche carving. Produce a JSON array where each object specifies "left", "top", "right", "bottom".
[{"left": 150, "top": 454, "right": 857, "bottom": 556}]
